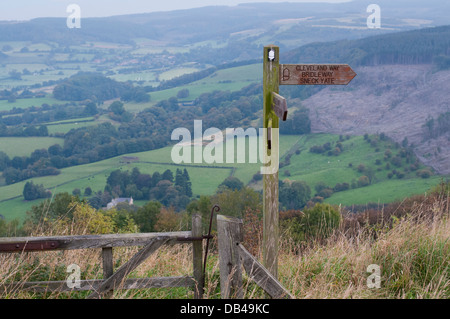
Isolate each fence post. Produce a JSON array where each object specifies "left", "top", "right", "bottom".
[
  {"left": 217, "top": 214, "right": 243, "bottom": 299},
  {"left": 192, "top": 213, "right": 203, "bottom": 299},
  {"left": 263, "top": 45, "right": 280, "bottom": 280},
  {"left": 101, "top": 247, "right": 114, "bottom": 299}
]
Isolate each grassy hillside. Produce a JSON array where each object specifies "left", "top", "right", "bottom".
[
  {"left": 0, "top": 137, "right": 63, "bottom": 157},
  {"left": 145, "top": 63, "right": 262, "bottom": 106},
  {"left": 0, "top": 132, "right": 443, "bottom": 222}
]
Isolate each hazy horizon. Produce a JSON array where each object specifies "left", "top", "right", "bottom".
[{"left": 0, "top": 0, "right": 353, "bottom": 21}]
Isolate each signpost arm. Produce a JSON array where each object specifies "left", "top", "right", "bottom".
[{"left": 263, "top": 45, "right": 279, "bottom": 280}]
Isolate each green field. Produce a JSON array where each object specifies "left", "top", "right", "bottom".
[
  {"left": 0, "top": 132, "right": 444, "bottom": 222},
  {"left": 325, "top": 176, "right": 443, "bottom": 206},
  {"left": 0, "top": 96, "right": 62, "bottom": 112},
  {"left": 276, "top": 133, "right": 444, "bottom": 206},
  {"left": 158, "top": 67, "right": 201, "bottom": 81},
  {"left": 0, "top": 137, "right": 64, "bottom": 157},
  {"left": 46, "top": 122, "right": 97, "bottom": 134},
  {"left": 44, "top": 117, "right": 97, "bottom": 134},
  {"left": 148, "top": 63, "right": 262, "bottom": 103},
  {"left": 0, "top": 133, "right": 294, "bottom": 221}
]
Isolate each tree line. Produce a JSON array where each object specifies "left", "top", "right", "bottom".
[
  {"left": 91, "top": 167, "right": 193, "bottom": 210},
  {"left": 284, "top": 25, "right": 450, "bottom": 68},
  {"left": 53, "top": 72, "right": 149, "bottom": 103},
  {"left": 1, "top": 82, "right": 311, "bottom": 185}
]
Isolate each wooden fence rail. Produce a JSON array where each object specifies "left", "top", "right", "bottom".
[
  {"left": 0, "top": 214, "right": 204, "bottom": 299},
  {"left": 1, "top": 213, "right": 293, "bottom": 299},
  {"left": 217, "top": 214, "right": 294, "bottom": 299}
]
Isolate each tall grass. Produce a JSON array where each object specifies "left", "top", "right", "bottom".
[{"left": 1, "top": 187, "right": 449, "bottom": 299}]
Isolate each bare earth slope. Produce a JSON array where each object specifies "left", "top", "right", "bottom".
[{"left": 300, "top": 64, "right": 450, "bottom": 174}]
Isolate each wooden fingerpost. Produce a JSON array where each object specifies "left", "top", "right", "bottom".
[
  {"left": 263, "top": 45, "right": 280, "bottom": 281},
  {"left": 217, "top": 215, "right": 244, "bottom": 299},
  {"left": 192, "top": 213, "right": 203, "bottom": 299}
]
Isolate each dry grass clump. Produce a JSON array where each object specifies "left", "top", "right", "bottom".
[{"left": 279, "top": 187, "right": 450, "bottom": 299}]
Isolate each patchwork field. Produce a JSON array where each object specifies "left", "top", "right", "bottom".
[
  {"left": 0, "top": 132, "right": 443, "bottom": 222},
  {"left": 0, "top": 137, "right": 64, "bottom": 157},
  {"left": 147, "top": 63, "right": 262, "bottom": 104}
]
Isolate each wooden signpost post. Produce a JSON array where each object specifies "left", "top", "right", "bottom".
[{"left": 262, "top": 45, "right": 356, "bottom": 281}]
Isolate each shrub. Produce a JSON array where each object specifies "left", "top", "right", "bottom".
[
  {"left": 219, "top": 176, "right": 244, "bottom": 191},
  {"left": 357, "top": 176, "right": 370, "bottom": 187},
  {"left": 357, "top": 164, "right": 366, "bottom": 173},
  {"left": 251, "top": 171, "right": 262, "bottom": 182},
  {"left": 281, "top": 203, "right": 341, "bottom": 245},
  {"left": 317, "top": 188, "right": 334, "bottom": 198},
  {"left": 334, "top": 182, "right": 350, "bottom": 192},
  {"left": 302, "top": 203, "right": 341, "bottom": 241},
  {"left": 417, "top": 169, "right": 433, "bottom": 179}
]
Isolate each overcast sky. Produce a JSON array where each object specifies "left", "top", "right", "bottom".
[{"left": 0, "top": 0, "right": 351, "bottom": 21}]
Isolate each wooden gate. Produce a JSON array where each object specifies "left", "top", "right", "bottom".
[
  {"left": 0, "top": 214, "right": 204, "bottom": 299},
  {"left": 0, "top": 213, "right": 293, "bottom": 299}
]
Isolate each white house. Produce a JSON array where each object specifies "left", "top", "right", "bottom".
[{"left": 106, "top": 197, "right": 134, "bottom": 210}]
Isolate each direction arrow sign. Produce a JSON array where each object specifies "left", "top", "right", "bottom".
[
  {"left": 279, "top": 64, "right": 356, "bottom": 85},
  {"left": 271, "top": 92, "right": 288, "bottom": 121}
]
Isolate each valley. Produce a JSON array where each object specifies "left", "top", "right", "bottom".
[{"left": 0, "top": 1, "right": 448, "bottom": 225}]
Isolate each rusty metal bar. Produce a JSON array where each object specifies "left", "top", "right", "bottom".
[
  {"left": 0, "top": 240, "right": 60, "bottom": 253},
  {"left": 176, "top": 235, "right": 212, "bottom": 242}
]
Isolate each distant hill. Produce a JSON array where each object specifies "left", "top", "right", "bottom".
[
  {"left": 1, "top": 1, "right": 449, "bottom": 51},
  {"left": 283, "top": 25, "right": 450, "bottom": 67}
]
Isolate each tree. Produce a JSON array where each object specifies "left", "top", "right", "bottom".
[
  {"left": 219, "top": 176, "right": 244, "bottom": 191},
  {"left": 177, "top": 89, "right": 190, "bottom": 99},
  {"left": 3, "top": 167, "right": 20, "bottom": 184},
  {"left": 23, "top": 181, "right": 50, "bottom": 201},
  {"left": 84, "top": 102, "right": 98, "bottom": 116},
  {"left": 213, "top": 187, "right": 262, "bottom": 220},
  {"left": 154, "top": 207, "right": 181, "bottom": 232},
  {"left": 7, "top": 95, "right": 16, "bottom": 103},
  {"left": 314, "top": 181, "right": 328, "bottom": 193},
  {"left": 401, "top": 137, "right": 409, "bottom": 148},
  {"left": 280, "top": 181, "right": 311, "bottom": 210},
  {"left": 280, "top": 107, "right": 311, "bottom": 135},
  {"left": 1, "top": 44, "right": 13, "bottom": 52},
  {"left": 9, "top": 70, "right": 22, "bottom": 81},
  {"left": 132, "top": 201, "right": 161, "bottom": 232},
  {"left": 25, "top": 192, "right": 79, "bottom": 227},
  {"left": 84, "top": 187, "right": 93, "bottom": 196},
  {"left": 0, "top": 151, "right": 10, "bottom": 171},
  {"left": 183, "top": 168, "right": 192, "bottom": 197},
  {"left": 161, "top": 169, "right": 174, "bottom": 183},
  {"left": 109, "top": 101, "right": 125, "bottom": 115}
]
